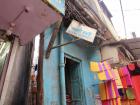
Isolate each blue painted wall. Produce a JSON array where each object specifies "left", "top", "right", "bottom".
[
  {"left": 42, "top": 25, "right": 101, "bottom": 105},
  {"left": 43, "top": 25, "right": 60, "bottom": 105}
]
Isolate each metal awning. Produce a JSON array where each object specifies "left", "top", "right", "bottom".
[
  {"left": 0, "top": 0, "right": 62, "bottom": 45},
  {"left": 102, "top": 38, "right": 140, "bottom": 60},
  {"left": 122, "top": 38, "right": 140, "bottom": 59}
]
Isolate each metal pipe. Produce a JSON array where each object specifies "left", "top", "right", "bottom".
[{"left": 59, "top": 26, "right": 66, "bottom": 105}]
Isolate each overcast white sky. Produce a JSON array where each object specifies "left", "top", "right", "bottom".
[{"left": 104, "top": 0, "right": 140, "bottom": 39}]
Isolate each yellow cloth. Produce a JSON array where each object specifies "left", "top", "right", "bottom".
[
  {"left": 117, "top": 98, "right": 122, "bottom": 105},
  {"left": 99, "top": 83, "right": 107, "bottom": 100},
  {"left": 98, "top": 71, "right": 107, "bottom": 80},
  {"left": 90, "top": 62, "right": 102, "bottom": 72},
  {"left": 114, "top": 69, "right": 123, "bottom": 88},
  {"left": 91, "top": 61, "right": 114, "bottom": 81}
]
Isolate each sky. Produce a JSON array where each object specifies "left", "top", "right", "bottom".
[
  {"left": 33, "top": 35, "right": 40, "bottom": 65},
  {"left": 104, "top": 0, "right": 140, "bottom": 39}
]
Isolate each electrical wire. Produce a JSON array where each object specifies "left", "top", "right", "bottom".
[
  {"left": 119, "top": 0, "right": 127, "bottom": 37},
  {"left": 124, "top": 9, "right": 140, "bottom": 12}
]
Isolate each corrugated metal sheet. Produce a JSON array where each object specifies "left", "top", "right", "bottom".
[{"left": 0, "top": 0, "right": 62, "bottom": 45}]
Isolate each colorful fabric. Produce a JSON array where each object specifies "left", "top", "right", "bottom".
[
  {"left": 98, "top": 71, "right": 107, "bottom": 81},
  {"left": 90, "top": 61, "right": 114, "bottom": 81},
  {"left": 126, "top": 87, "right": 135, "bottom": 100},
  {"left": 131, "top": 76, "right": 140, "bottom": 104},
  {"left": 103, "top": 61, "right": 111, "bottom": 70},
  {"left": 102, "top": 98, "right": 121, "bottom": 105},
  {"left": 99, "top": 83, "right": 107, "bottom": 100},
  {"left": 102, "top": 100, "right": 110, "bottom": 105},
  {"left": 129, "top": 100, "right": 139, "bottom": 105},
  {"left": 114, "top": 69, "right": 123, "bottom": 88},
  {"left": 90, "top": 62, "right": 103, "bottom": 72},
  {"left": 116, "top": 98, "right": 121, "bottom": 105},
  {"left": 125, "top": 75, "right": 132, "bottom": 86},
  {"left": 122, "top": 66, "right": 129, "bottom": 76},
  {"left": 119, "top": 67, "right": 132, "bottom": 88},
  {"left": 112, "top": 80, "right": 119, "bottom": 97},
  {"left": 121, "top": 100, "right": 130, "bottom": 105},
  {"left": 110, "top": 98, "right": 121, "bottom": 105},
  {"left": 106, "top": 81, "right": 113, "bottom": 99},
  {"left": 127, "top": 63, "right": 135, "bottom": 71},
  {"left": 99, "top": 81, "right": 119, "bottom": 101},
  {"left": 120, "top": 76, "right": 127, "bottom": 88},
  {"left": 102, "top": 62, "right": 113, "bottom": 79},
  {"left": 118, "top": 89, "right": 127, "bottom": 100}
]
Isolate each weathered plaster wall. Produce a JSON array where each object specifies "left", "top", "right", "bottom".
[
  {"left": 0, "top": 39, "right": 33, "bottom": 105},
  {"left": 43, "top": 26, "right": 60, "bottom": 105},
  {"left": 42, "top": 25, "right": 101, "bottom": 105}
]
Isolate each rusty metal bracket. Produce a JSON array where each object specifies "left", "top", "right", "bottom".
[
  {"left": 46, "top": 20, "right": 62, "bottom": 58},
  {"left": 51, "top": 38, "right": 80, "bottom": 49}
]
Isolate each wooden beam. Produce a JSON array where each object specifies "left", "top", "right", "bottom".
[{"left": 45, "top": 20, "right": 62, "bottom": 58}]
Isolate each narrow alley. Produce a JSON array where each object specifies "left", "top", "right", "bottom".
[{"left": 0, "top": 0, "right": 140, "bottom": 105}]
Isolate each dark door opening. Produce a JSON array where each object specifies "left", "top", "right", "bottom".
[{"left": 65, "top": 57, "right": 83, "bottom": 105}]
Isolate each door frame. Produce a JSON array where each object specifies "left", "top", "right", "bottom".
[{"left": 64, "top": 53, "right": 86, "bottom": 105}]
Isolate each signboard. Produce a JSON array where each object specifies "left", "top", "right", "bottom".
[
  {"left": 66, "top": 20, "right": 97, "bottom": 43},
  {"left": 44, "top": 0, "right": 65, "bottom": 15}
]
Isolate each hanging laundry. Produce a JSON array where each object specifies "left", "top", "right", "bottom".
[
  {"left": 106, "top": 81, "right": 113, "bottom": 100},
  {"left": 119, "top": 67, "right": 132, "bottom": 88},
  {"left": 110, "top": 98, "right": 121, "bottom": 105},
  {"left": 99, "top": 61, "right": 114, "bottom": 81},
  {"left": 102, "top": 100, "right": 110, "bottom": 105},
  {"left": 90, "top": 62, "right": 103, "bottom": 72},
  {"left": 127, "top": 63, "right": 135, "bottom": 71},
  {"left": 113, "top": 69, "right": 123, "bottom": 88},
  {"left": 103, "top": 61, "right": 111, "bottom": 70},
  {"left": 126, "top": 87, "right": 135, "bottom": 100},
  {"left": 90, "top": 61, "right": 114, "bottom": 81},
  {"left": 131, "top": 76, "right": 140, "bottom": 104},
  {"left": 118, "top": 89, "right": 127, "bottom": 100},
  {"left": 112, "top": 80, "right": 119, "bottom": 98},
  {"left": 106, "top": 81, "right": 117, "bottom": 99},
  {"left": 118, "top": 89, "right": 124, "bottom": 97},
  {"left": 121, "top": 100, "right": 130, "bottom": 105},
  {"left": 129, "top": 100, "right": 139, "bottom": 105},
  {"left": 99, "top": 83, "right": 107, "bottom": 100},
  {"left": 128, "top": 63, "right": 140, "bottom": 76},
  {"left": 116, "top": 98, "right": 122, "bottom": 105},
  {"left": 99, "top": 81, "right": 120, "bottom": 100},
  {"left": 98, "top": 71, "right": 107, "bottom": 81}
]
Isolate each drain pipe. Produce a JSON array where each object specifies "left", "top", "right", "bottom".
[{"left": 59, "top": 26, "right": 66, "bottom": 105}]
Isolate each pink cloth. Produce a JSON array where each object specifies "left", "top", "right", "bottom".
[{"left": 119, "top": 66, "right": 132, "bottom": 88}]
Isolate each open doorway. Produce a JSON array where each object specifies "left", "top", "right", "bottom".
[{"left": 65, "top": 57, "right": 84, "bottom": 105}]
